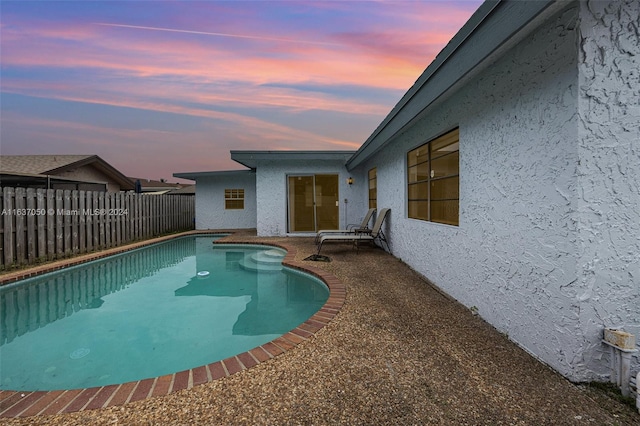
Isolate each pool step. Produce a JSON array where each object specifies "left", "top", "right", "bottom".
[
  {"left": 239, "top": 250, "right": 285, "bottom": 273},
  {"left": 252, "top": 250, "right": 286, "bottom": 265}
]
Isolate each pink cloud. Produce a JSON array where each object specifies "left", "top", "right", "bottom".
[
  {"left": 2, "top": 109, "right": 360, "bottom": 183},
  {"left": 2, "top": 10, "right": 442, "bottom": 92},
  {"left": 1, "top": 0, "right": 483, "bottom": 181}
]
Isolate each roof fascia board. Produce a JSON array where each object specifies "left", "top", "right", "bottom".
[
  {"left": 230, "top": 150, "right": 356, "bottom": 158},
  {"left": 47, "top": 155, "right": 134, "bottom": 190},
  {"left": 173, "top": 170, "right": 255, "bottom": 180},
  {"left": 346, "top": 0, "right": 555, "bottom": 169},
  {"left": 0, "top": 172, "right": 108, "bottom": 185},
  {"left": 86, "top": 157, "right": 135, "bottom": 190},
  {"left": 231, "top": 150, "right": 356, "bottom": 169},
  {"left": 44, "top": 155, "right": 97, "bottom": 174}
]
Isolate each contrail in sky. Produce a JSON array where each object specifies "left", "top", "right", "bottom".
[{"left": 94, "top": 23, "right": 340, "bottom": 46}]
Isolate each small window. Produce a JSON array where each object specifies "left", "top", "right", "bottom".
[
  {"left": 368, "top": 168, "right": 377, "bottom": 209},
  {"left": 407, "top": 128, "right": 459, "bottom": 226},
  {"left": 225, "top": 189, "right": 244, "bottom": 209}
]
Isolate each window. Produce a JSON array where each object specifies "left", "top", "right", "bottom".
[
  {"left": 407, "top": 128, "right": 459, "bottom": 226},
  {"left": 368, "top": 167, "right": 377, "bottom": 209},
  {"left": 225, "top": 189, "right": 244, "bottom": 209}
]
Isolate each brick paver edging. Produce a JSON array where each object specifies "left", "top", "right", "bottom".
[{"left": 0, "top": 232, "right": 345, "bottom": 419}]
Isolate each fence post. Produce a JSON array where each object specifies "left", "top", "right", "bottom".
[
  {"left": 14, "top": 187, "right": 26, "bottom": 265},
  {"left": 46, "top": 189, "right": 55, "bottom": 259},
  {"left": 79, "top": 190, "right": 86, "bottom": 254},
  {"left": 71, "top": 190, "right": 79, "bottom": 255},
  {"left": 55, "top": 190, "right": 64, "bottom": 257},
  {"left": 93, "top": 191, "right": 100, "bottom": 249},
  {"left": 86, "top": 191, "right": 93, "bottom": 252},
  {"left": 26, "top": 188, "right": 37, "bottom": 263},
  {"left": 3, "top": 187, "right": 15, "bottom": 266},
  {"left": 36, "top": 189, "right": 46, "bottom": 260},
  {"left": 62, "top": 190, "right": 71, "bottom": 255},
  {"left": 0, "top": 189, "right": 3, "bottom": 269},
  {"left": 98, "top": 192, "right": 105, "bottom": 249}
]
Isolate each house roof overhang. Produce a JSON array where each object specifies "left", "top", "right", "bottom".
[
  {"left": 0, "top": 171, "right": 109, "bottom": 189},
  {"left": 173, "top": 169, "right": 255, "bottom": 181},
  {"left": 0, "top": 154, "right": 135, "bottom": 190},
  {"left": 48, "top": 155, "right": 135, "bottom": 190},
  {"left": 345, "top": 0, "right": 558, "bottom": 170},
  {"left": 230, "top": 150, "right": 356, "bottom": 169}
]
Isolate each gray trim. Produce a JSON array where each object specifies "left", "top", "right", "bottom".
[
  {"left": 173, "top": 170, "right": 255, "bottom": 180},
  {"left": 346, "top": 0, "right": 555, "bottom": 169},
  {"left": 0, "top": 171, "right": 107, "bottom": 184},
  {"left": 230, "top": 150, "right": 355, "bottom": 169}
]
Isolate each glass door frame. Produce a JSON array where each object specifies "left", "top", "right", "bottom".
[{"left": 286, "top": 174, "right": 339, "bottom": 233}]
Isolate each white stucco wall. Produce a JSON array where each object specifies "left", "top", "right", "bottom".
[
  {"left": 575, "top": 0, "right": 640, "bottom": 374},
  {"left": 363, "top": 1, "right": 638, "bottom": 381},
  {"left": 255, "top": 160, "right": 362, "bottom": 236},
  {"left": 194, "top": 173, "right": 257, "bottom": 230}
]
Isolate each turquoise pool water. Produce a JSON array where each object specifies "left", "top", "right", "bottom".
[{"left": 0, "top": 236, "right": 329, "bottom": 391}]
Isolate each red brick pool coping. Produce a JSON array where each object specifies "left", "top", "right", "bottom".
[{"left": 0, "top": 231, "right": 346, "bottom": 419}]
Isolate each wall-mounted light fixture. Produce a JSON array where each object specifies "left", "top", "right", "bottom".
[{"left": 347, "top": 177, "right": 354, "bottom": 185}]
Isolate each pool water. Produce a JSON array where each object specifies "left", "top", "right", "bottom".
[{"left": 0, "top": 236, "right": 329, "bottom": 391}]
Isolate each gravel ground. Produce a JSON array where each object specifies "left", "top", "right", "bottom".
[{"left": 2, "top": 233, "right": 639, "bottom": 425}]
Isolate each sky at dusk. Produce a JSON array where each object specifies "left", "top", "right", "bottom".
[{"left": 1, "top": 0, "right": 483, "bottom": 183}]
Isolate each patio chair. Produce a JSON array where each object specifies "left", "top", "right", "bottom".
[
  {"left": 317, "top": 208, "right": 390, "bottom": 254},
  {"left": 314, "top": 208, "right": 376, "bottom": 244}
]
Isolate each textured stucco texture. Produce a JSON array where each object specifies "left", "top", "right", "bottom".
[
  {"left": 361, "top": 0, "right": 639, "bottom": 382},
  {"left": 194, "top": 173, "right": 257, "bottom": 230},
  {"left": 255, "top": 160, "right": 365, "bottom": 237}
]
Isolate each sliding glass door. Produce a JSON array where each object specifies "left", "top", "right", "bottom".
[{"left": 287, "top": 174, "right": 339, "bottom": 232}]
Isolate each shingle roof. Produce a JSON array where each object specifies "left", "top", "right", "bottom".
[
  {"left": 128, "top": 177, "right": 183, "bottom": 189},
  {"left": 0, "top": 155, "right": 94, "bottom": 174},
  {"left": 0, "top": 155, "right": 134, "bottom": 190},
  {"left": 167, "top": 185, "right": 195, "bottom": 195}
]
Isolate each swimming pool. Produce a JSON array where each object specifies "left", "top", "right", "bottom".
[{"left": 0, "top": 235, "right": 329, "bottom": 392}]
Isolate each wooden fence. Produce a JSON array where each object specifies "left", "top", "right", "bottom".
[{"left": 0, "top": 187, "right": 195, "bottom": 269}]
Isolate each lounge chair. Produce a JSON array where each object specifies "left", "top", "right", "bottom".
[
  {"left": 317, "top": 208, "right": 390, "bottom": 254},
  {"left": 314, "top": 208, "right": 376, "bottom": 244}
]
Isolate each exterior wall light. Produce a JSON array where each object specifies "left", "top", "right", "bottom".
[{"left": 347, "top": 177, "right": 354, "bottom": 185}]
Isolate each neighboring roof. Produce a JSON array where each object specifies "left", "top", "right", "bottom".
[
  {"left": 230, "top": 150, "right": 356, "bottom": 169},
  {"left": 129, "top": 177, "right": 183, "bottom": 190},
  {"left": 166, "top": 185, "right": 195, "bottom": 195},
  {"left": 173, "top": 169, "right": 255, "bottom": 181},
  {"left": 0, "top": 155, "right": 134, "bottom": 190},
  {"left": 346, "top": 0, "right": 557, "bottom": 169},
  {"left": 0, "top": 170, "right": 104, "bottom": 183},
  {"left": 0, "top": 171, "right": 108, "bottom": 190},
  {"left": 0, "top": 155, "right": 94, "bottom": 175}
]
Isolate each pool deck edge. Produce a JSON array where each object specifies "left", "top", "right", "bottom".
[{"left": 0, "top": 231, "right": 346, "bottom": 419}]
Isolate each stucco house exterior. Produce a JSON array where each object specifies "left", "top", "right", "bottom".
[{"left": 175, "top": 0, "right": 639, "bottom": 384}]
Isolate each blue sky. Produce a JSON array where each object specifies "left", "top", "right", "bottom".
[{"left": 1, "top": 0, "right": 483, "bottom": 182}]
